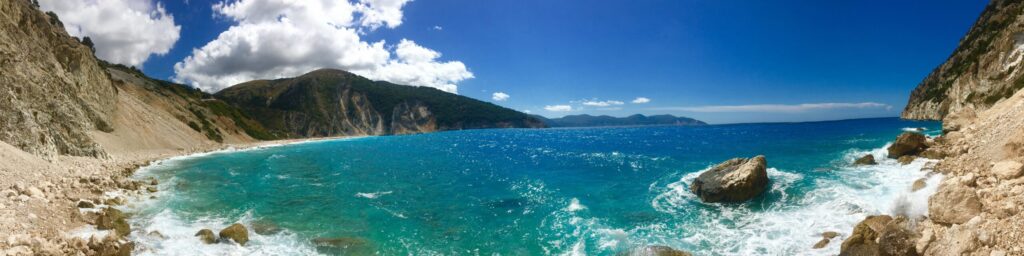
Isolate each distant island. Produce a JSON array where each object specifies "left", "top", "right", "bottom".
[{"left": 535, "top": 114, "right": 707, "bottom": 128}]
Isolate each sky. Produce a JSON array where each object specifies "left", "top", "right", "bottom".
[{"left": 38, "top": 0, "right": 988, "bottom": 124}]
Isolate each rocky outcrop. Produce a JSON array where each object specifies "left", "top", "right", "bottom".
[
  {"left": 840, "top": 215, "right": 919, "bottom": 256},
  {"left": 618, "top": 246, "right": 693, "bottom": 256},
  {"left": 0, "top": 0, "right": 118, "bottom": 159},
  {"left": 690, "top": 156, "right": 769, "bottom": 203},
  {"left": 902, "top": 0, "right": 1024, "bottom": 120},
  {"left": 854, "top": 154, "right": 877, "bottom": 165},
  {"left": 195, "top": 229, "right": 216, "bottom": 244},
  {"left": 928, "top": 181, "right": 982, "bottom": 225},
  {"left": 215, "top": 69, "right": 546, "bottom": 138},
  {"left": 887, "top": 132, "right": 928, "bottom": 159},
  {"left": 95, "top": 207, "right": 130, "bottom": 237},
  {"left": 218, "top": 223, "right": 249, "bottom": 245}
]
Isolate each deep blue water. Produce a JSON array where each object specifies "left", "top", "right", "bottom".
[{"left": 127, "top": 117, "right": 941, "bottom": 255}]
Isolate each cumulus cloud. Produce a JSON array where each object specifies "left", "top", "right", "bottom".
[
  {"left": 492, "top": 92, "right": 510, "bottom": 101},
  {"left": 632, "top": 97, "right": 651, "bottom": 104},
  {"left": 651, "top": 102, "right": 892, "bottom": 113},
  {"left": 38, "top": 0, "right": 181, "bottom": 67},
  {"left": 544, "top": 105, "right": 573, "bottom": 112},
  {"left": 173, "top": 0, "right": 472, "bottom": 93},
  {"left": 581, "top": 100, "right": 624, "bottom": 107},
  {"left": 432, "top": 25, "right": 443, "bottom": 31}
]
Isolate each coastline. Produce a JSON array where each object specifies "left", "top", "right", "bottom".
[{"left": 0, "top": 135, "right": 360, "bottom": 255}]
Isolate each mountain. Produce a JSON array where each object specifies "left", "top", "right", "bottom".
[
  {"left": 537, "top": 114, "right": 707, "bottom": 128},
  {"left": 902, "top": 0, "right": 1024, "bottom": 120},
  {"left": 215, "top": 69, "right": 545, "bottom": 137}
]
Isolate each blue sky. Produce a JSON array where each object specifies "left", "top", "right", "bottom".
[{"left": 47, "top": 0, "right": 987, "bottom": 124}]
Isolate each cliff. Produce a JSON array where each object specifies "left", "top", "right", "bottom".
[
  {"left": 537, "top": 114, "right": 707, "bottom": 128},
  {"left": 902, "top": 0, "right": 1024, "bottom": 120},
  {"left": 215, "top": 69, "right": 546, "bottom": 137}
]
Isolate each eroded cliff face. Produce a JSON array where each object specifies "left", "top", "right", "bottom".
[
  {"left": 903, "top": 0, "right": 1024, "bottom": 120},
  {"left": 0, "top": 0, "right": 117, "bottom": 159}
]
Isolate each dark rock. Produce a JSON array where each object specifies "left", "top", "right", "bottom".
[
  {"left": 219, "top": 223, "right": 249, "bottom": 245},
  {"left": 887, "top": 132, "right": 928, "bottom": 159},
  {"left": 195, "top": 229, "right": 217, "bottom": 244},
  {"left": 911, "top": 178, "right": 928, "bottom": 192},
  {"left": 840, "top": 215, "right": 893, "bottom": 256},
  {"left": 252, "top": 219, "right": 282, "bottom": 235},
  {"left": 854, "top": 154, "right": 877, "bottom": 165},
  {"left": 813, "top": 238, "right": 830, "bottom": 249},
  {"left": 618, "top": 245, "right": 693, "bottom": 256},
  {"left": 690, "top": 155, "right": 769, "bottom": 203},
  {"left": 822, "top": 231, "right": 840, "bottom": 239},
  {"left": 96, "top": 207, "right": 130, "bottom": 237},
  {"left": 77, "top": 200, "right": 95, "bottom": 208},
  {"left": 312, "top": 237, "right": 373, "bottom": 255},
  {"left": 146, "top": 186, "right": 157, "bottom": 193}
]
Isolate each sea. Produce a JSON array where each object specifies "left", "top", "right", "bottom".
[{"left": 121, "top": 117, "right": 942, "bottom": 255}]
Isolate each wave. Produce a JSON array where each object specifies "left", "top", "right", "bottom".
[
  {"left": 354, "top": 191, "right": 393, "bottom": 199},
  {"left": 127, "top": 210, "right": 321, "bottom": 256}
]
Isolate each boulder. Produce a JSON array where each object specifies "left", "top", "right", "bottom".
[
  {"left": 195, "top": 229, "right": 216, "bottom": 244},
  {"left": 690, "top": 156, "right": 769, "bottom": 203},
  {"left": 888, "top": 132, "right": 928, "bottom": 159},
  {"left": 219, "top": 223, "right": 249, "bottom": 245},
  {"left": 813, "top": 238, "right": 830, "bottom": 249},
  {"left": 77, "top": 200, "right": 95, "bottom": 208},
  {"left": 991, "top": 160, "right": 1023, "bottom": 180},
  {"left": 897, "top": 155, "right": 916, "bottom": 165},
  {"left": 928, "top": 182, "right": 982, "bottom": 224},
  {"left": 96, "top": 207, "right": 130, "bottom": 237},
  {"left": 942, "top": 108, "right": 976, "bottom": 134},
  {"left": 920, "top": 148, "right": 945, "bottom": 159},
  {"left": 911, "top": 178, "right": 927, "bottom": 192},
  {"left": 87, "top": 236, "right": 134, "bottom": 256},
  {"left": 252, "top": 220, "right": 282, "bottom": 235},
  {"left": 840, "top": 215, "right": 892, "bottom": 256},
  {"left": 618, "top": 246, "right": 693, "bottom": 256},
  {"left": 312, "top": 237, "right": 373, "bottom": 255},
  {"left": 854, "top": 154, "right": 877, "bottom": 165},
  {"left": 877, "top": 217, "right": 919, "bottom": 256},
  {"left": 822, "top": 231, "right": 839, "bottom": 239}
]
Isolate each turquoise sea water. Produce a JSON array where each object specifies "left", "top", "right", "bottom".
[{"left": 127, "top": 117, "right": 941, "bottom": 255}]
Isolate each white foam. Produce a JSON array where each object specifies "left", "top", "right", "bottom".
[
  {"left": 127, "top": 209, "right": 322, "bottom": 256},
  {"left": 354, "top": 191, "right": 393, "bottom": 199},
  {"left": 566, "top": 198, "right": 587, "bottom": 212}
]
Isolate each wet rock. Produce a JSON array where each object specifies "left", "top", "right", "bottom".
[
  {"left": 854, "top": 154, "right": 877, "bottom": 165},
  {"left": 929, "top": 182, "right": 982, "bottom": 224},
  {"left": 147, "top": 231, "right": 167, "bottom": 240},
  {"left": 618, "top": 245, "right": 693, "bottom": 256},
  {"left": 897, "top": 155, "right": 916, "bottom": 165},
  {"left": 96, "top": 207, "right": 130, "bottom": 237},
  {"left": 219, "top": 223, "right": 249, "bottom": 245},
  {"left": 77, "top": 200, "right": 95, "bottom": 208},
  {"left": 690, "top": 155, "right": 769, "bottom": 203},
  {"left": 146, "top": 187, "right": 157, "bottom": 193},
  {"left": 252, "top": 220, "right": 282, "bottom": 235},
  {"left": 822, "top": 231, "right": 839, "bottom": 239},
  {"left": 195, "top": 229, "right": 217, "bottom": 244},
  {"left": 813, "top": 238, "right": 831, "bottom": 249},
  {"left": 911, "top": 178, "right": 927, "bottom": 192},
  {"left": 878, "top": 216, "right": 919, "bottom": 256},
  {"left": 888, "top": 132, "right": 928, "bottom": 159},
  {"left": 991, "top": 160, "right": 1023, "bottom": 180},
  {"left": 104, "top": 197, "right": 124, "bottom": 206},
  {"left": 88, "top": 236, "right": 134, "bottom": 256},
  {"left": 312, "top": 237, "right": 373, "bottom": 255},
  {"left": 840, "top": 215, "right": 892, "bottom": 256}
]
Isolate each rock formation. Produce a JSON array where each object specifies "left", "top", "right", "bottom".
[
  {"left": 218, "top": 223, "right": 249, "bottom": 246},
  {"left": 855, "top": 154, "right": 877, "bottom": 165},
  {"left": 887, "top": 132, "right": 928, "bottom": 159},
  {"left": 690, "top": 156, "right": 769, "bottom": 203}
]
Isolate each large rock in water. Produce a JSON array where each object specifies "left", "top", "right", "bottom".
[
  {"left": 887, "top": 132, "right": 928, "bottom": 159},
  {"left": 219, "top": 223, "right": 249, "bottom": 245},
  {"left": 690, "top": 156, "right": 769, "bottom": 203},
  {"left": 854, "top": 154, "right": 877, "bottom": 165}
]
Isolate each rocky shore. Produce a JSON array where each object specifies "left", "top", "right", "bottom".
[
  {"left": 837, "top": 90, "right": 1024, "bottom": 255},
  {"left": 0, "top": 137, "right": 348, "bottom": 255}
]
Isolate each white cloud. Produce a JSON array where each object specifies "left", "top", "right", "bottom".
[
  {"left": 632, "top": 97, "right": 651, "bottom": 104},
  {"left": 173, "top": 0, "right": 472, "bottom": 93},
  {"left": 432, "top": 25, "right": 443, "bottom": 31},
  {"left": 38, "top": 0, "right": 181, "bottom": 67},
  {"left": 581, "top": 100, "right": 624, "bottom": 107},
  {"left": 544, "top": 105, "right": 573, "bottom": 112},
  {"left": 651, "top": 102, "right": 892, "bottom": 113},
  {"left": 492, "top": 92, "right": 510, "bottom": 101}
]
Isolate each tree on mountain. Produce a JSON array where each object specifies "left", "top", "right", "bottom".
[{"left": 81, "top": 37, "right": 95, "bottom": 53}]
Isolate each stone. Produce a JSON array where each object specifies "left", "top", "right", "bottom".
[
  {"left": 618, "top": 245, "right": 693, "bottom": 256},
  {"left": 923, "top": 223, "right": 979, "bottom": 255},
  {"left": 813, "top": 238, "right": 830, "bottom": 249},
  {"left": 822, "top": 231, "right": 839, "bottom": 239},
  {"left": 888, "top": 132, "right": 928, "bottom": 159},
  {"left": 219, "top": 223, "right": 249, "bottom": 245},
  {"left": 146, "top": 187, "right": 157, "bottom": 193},
  {"left": 195, "top": 229, "right": 217, "bottom": 244},
  {"left": 991, "top": 160, "right": 1023, "bottom": 180},
  {"left": 147, "top": 231, "right": 167, "bottom": 240},
  {"left": 25, "top": 186, "right": 44, "bottom": 198},
  {"left": 840, "top": 215, "right": 892, "bottom": 256},
  {"left": 877, "top": 217, "right": 919, "bottom": 256},
  {"left": 689, "top": 155, "right": 769, "bottom": 203},
  {"left": 312, "top": 237, "right": 374, "bottom": 255},
  {"left": 991, "top": 250, "right": 1007, "bottom": 256},
  {"left": 920, "top": 148, "right": 945, "bottom": 159},
  {"left": 912, "top": 178, "right": 928, "bottom": 192},
  {"left": 916, "top": 227, "right": 933, "bottom": 253},
  {"left": 88, "top": 235, "right": 134, "bottom": 256},
  {"left": 252, "top": 220, "right": 282, "bottom": 235},
  {"left": 96, "top": 207, "right": 130, "bottom": 237},
  {"left": 898, "top": 155, "right": 916, "bottom": 165},
  {"left": 854, "top": 154, "right": 877, "bottom": 165},
  {"left": 77, "top": 200, "right": 95, "bottom": 208},
  {"left": 929, "top": 182, "right": 982, "bottom": 224}
]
